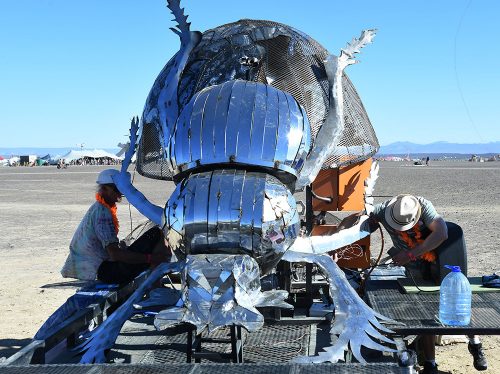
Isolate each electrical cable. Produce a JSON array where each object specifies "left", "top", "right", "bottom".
[
  {"left": 127, "top": 164, "right": 137, "bottom": 235},
  {"left": 405, "top": 265, "right": 439, "bottom": 294},
  {"left": 359, "top": 220, "right": 384, "bottom": 293}
]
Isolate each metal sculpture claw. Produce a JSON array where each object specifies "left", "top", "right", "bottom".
[{"left": 282, "top": 252, "right": 396, "bottom": 364}]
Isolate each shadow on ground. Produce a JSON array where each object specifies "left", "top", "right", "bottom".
[{"left": 41, "top": 280, "right": 91, "bottom": 289}]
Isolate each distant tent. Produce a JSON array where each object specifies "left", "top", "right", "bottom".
[{"left": 61, "top": 149, "right": 123, "bottom": 163}]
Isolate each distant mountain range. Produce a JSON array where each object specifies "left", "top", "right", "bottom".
[
  {"left": 0, "top": 147, "right": 120, "bottom": 157},
  {"left": 377, "top": 141, "right": 500, "bottom": 155}
]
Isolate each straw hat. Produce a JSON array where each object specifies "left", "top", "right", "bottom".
[{"left": 384, "top": 194, "right": 421, "bottom": 231}]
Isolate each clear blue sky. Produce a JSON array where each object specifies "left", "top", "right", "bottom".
[{"left": 0, "top": 0, "right": 498, "bottom": 148}]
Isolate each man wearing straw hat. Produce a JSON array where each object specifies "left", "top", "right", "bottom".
[
  {"left": 370, "top": 194, "right": 487, "bottom": 373},
  {"left": 373, "top": 194, "right": 447, "bottom": 267}
]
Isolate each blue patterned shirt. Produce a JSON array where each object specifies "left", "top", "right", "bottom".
[{"left": 61, "top": 202, "right": 118, "bottom": 280}]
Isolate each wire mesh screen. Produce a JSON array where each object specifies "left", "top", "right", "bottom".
[
  {"left": 329, "top": 76, "right": 380, "bottom": 168},
  {"left": 137, "top": 19, "right": 379, "bottom": 181},
  {"left": 137, "top": 120, "right": 173, "bottom": 180}
]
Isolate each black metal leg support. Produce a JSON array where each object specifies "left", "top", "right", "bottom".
[{"left": 186, "top": 325, "right": 243, "bottom": 363}]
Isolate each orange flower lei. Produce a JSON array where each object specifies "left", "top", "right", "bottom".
[
  {"left": 95, "top": 193, "right": 119, "bottom": 234},
  {"left": 398, "top": 224, "right": 436, "bottom": 262}
]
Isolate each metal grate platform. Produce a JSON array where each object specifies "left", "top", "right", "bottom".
[
  {"left": 0, "top": 363, "right": 411, "bottom": 374},
  {"left": 366, "top": 279, "right": 500, "bottom": 335},
  {"left": 104, "top": 318, "right": 318, "bottom": 365},
  {"left": 138, "top": 324, "right": 312, "bottom": 364}
]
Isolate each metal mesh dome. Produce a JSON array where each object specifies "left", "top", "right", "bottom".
[{"left": 137, "top": 19, "right": 379, "bottom": 181}]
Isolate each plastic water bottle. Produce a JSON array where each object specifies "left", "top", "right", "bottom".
[{"left": 439, "top": 265, "right": 471, "bottom": 325}]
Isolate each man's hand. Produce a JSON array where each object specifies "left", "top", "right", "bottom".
[{"left": 391, "top": 250, "right": 414, "bottom": 266}]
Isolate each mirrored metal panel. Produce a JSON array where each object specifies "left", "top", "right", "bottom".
[
  {"left": 170, "top": 80, "right": 311, "bottom": 183},
  {"left": 163, "top": 169, "right": 299, "bottom": 274}
]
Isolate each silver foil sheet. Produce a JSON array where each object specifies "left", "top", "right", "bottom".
[{"left": 154, "top": 254, "right": 291, "bottom": 333}]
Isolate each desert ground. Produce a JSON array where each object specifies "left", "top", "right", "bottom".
[{"left": 0, "top": 160, "right": 498, "bottom": 372}]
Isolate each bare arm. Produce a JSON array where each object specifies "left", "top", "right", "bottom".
[
  {"left": 411, "top": 216, "right": 448, "bottom": 257},
  {"left": 392, "top": 216, "right": 448, "bottom": 266}
]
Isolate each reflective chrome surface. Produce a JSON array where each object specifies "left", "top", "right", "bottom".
[
  {"left": 163, "top": 169, "right": 299, "bottom": 274},
  {"left": 168, "top": 80, "right": 310, "bottom": 180}
]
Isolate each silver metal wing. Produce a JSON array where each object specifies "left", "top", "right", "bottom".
[{"left": 296, "top": 29, "right": 376, "bottom": 188}]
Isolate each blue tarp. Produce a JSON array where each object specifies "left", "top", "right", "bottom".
[{"left": 34, "top": 284, "right": 118, "bottom": 340}]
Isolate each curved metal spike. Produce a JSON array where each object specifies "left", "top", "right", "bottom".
[
  {"left": 295, "top": 52, "right": 344, "bottom": 188},
  {"left": 286, "top": 215, "right": 374, "bottom": 255},
  {"left": 364, "top": 160, "right": 379, "bottom": 214},
  {"left": 140, "top": 0, "right": 202, "bottom": 169},
  {"left": 349, "top": 337, "right": 366, "bottom": 364},
  {"left": 167, "top": 0, "right": 192, "bottom": 45},
  {"left": 364, "top": 323, "right": 397, "bottom": 345},
  {"left": 340, "top": 29, "right": 377, "bottom": 66},
  {"left": 358, "top": 334, "right": 397, "bottom": 353},
  {"left": 368, "top": 314, "right": 398, "bottom": 334},
  {"left": 349, "top": 329, "right": 397, "bottom": 364},
  {"left": 344, "top": 317, "right": 397, "bottom": 363},
  {"left": 113, "top": 118, "right": 164, "bottom": 225}
]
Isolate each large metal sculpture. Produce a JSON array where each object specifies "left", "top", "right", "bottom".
[{"left": 78, "top": 0, "right": 395, "bottom": 364}]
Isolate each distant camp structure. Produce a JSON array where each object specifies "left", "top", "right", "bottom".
[
  {"left": 0, "top": 149, "right": 123, "bottom": 167},
  {"left": 60, "top": 149, "right": 122, "bottom": 165},
  {"left": 469, "top": 154, "right": 499, "bottom": 162}
]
